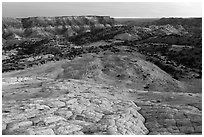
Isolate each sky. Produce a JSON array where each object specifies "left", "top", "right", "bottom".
[{"left": 2, "top": 2, "right": 202, "bottom": 18}]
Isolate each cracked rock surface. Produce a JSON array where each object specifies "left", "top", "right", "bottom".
[
  {"left": 2, "top": 77, "right": 148, "bottom": 135},
  {"left": 2, "top": 73, "right": 202, "bottom": 135},
  {"left": 136, "top": 101, "right": 202, "bottom": 135},
  {"left": 129, "top": 91, "right": 202, "bottom": 135}
]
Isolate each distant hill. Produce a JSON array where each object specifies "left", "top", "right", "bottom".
[
  {"left": 114, "top": 17, "right": 202, "bottom": 47},
  {"left": 152, "top": 17, "right": 202, "bottom": 28},
  {"left": 114, "top": 18, "right": 159, "bottom": 26},
  {"left": 151, "top": 17, "right": 202, "bottom": 36}
]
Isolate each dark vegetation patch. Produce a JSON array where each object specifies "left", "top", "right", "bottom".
[
  {"left": 135, "top": 43, "right": 201, "bottom": 79},
  {"left": 69, "top": 26, "right": 129, "bottom": 45},
  {"left": 2, "top": 37, "right": 121, "bottom": 72},
  {"left": 138, "top": 34, "right": 201, "bottom": 46}
]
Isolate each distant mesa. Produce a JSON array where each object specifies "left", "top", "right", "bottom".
[{"left": 2, "top": 16, "right": 116, "bottom": 40}]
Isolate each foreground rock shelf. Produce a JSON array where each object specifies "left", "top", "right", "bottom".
[
  {"left": 2, "top": 78, "right": 148, "bottom": 135},
  {"left": 2, "top": 75, "right": 202, "bottom": 135},
  {"left": 132, "top": 93, "right": 202, "bottom": 135}
]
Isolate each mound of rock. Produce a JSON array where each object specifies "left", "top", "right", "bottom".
[{"left": 58, "top": 52, "right": 185, "bottom": 92}]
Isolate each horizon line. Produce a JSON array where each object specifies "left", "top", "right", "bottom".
[{"left": 2, "top": 15, "right": 202, "bottom": 18}]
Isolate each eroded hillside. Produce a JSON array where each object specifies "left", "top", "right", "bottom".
[{"left": 2, "top": 16, "right": 115, "bottom": 40}]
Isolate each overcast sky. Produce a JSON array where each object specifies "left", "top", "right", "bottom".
[{"left": 2, "top": 2, "right": 202, "bottom": 18}]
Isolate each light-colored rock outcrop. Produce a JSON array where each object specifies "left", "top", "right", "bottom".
[{"left": 2, "top": 78, "right": 148, "bottom": 135}]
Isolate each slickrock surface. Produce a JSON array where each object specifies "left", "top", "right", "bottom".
[
  {"left": 136, "top": 101, "right": 202, "bottom": 135},
  {"left": 130, "top": 91, "right": 202, "bottom": 135},
  {"left": 2, "top": 77, "right": 148, "bottom": 135},
  {"left": 2, "top": 74, "right": 202, "bottom": 135}
]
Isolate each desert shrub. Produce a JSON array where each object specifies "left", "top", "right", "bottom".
[
  {"left": 167, "top": 47, "right": 202, "bottom": 70},
  {"left": 142, "top": 35, "right": 201, "bottom": 46},
  {"left": 46, "top": 46, "right": 62, "bottom": 55},
  {"left": 17, "top": 38, "right": 49, "bottom": 55}
]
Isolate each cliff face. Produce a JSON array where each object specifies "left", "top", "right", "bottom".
[{"left": 2, "top": 16, "right": 116, "bottom": 39}]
